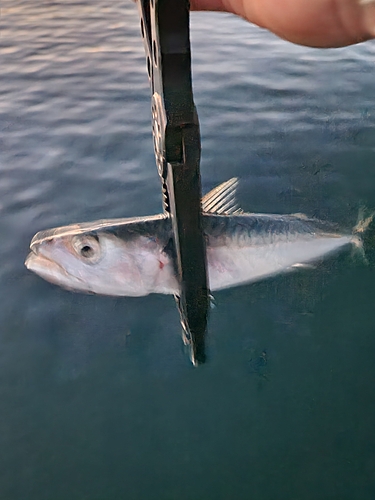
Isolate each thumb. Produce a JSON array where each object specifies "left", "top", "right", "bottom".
[{"left": 190, "top": 0, "right": 375, "bottom": 48}]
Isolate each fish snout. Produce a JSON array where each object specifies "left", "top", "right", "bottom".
[
  {"left": 30, "top": 236, "right": 54, "bottom": 255},
  {"left": 25, "top": 237, "right": 55, "bottom": 271}
]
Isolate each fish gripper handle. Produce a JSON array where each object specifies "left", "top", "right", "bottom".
[{"left": 137, "top": 0, "right": 209, "bottom": 365}]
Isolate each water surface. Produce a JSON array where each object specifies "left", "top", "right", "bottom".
[{"left": 1, "top": 2, "right": 375, "bottom": 499}]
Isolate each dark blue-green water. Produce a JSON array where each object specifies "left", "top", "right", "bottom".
[{"left": 1, "top": 2, "right": 375, "bottom": 499}]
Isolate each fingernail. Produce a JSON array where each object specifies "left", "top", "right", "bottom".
[{"left": 359, "top": 0, "right": 375, "bottom": 37}]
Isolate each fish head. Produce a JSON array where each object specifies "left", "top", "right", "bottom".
[{"left": 25, "top": 221, "right": 175, "bottom": 296}]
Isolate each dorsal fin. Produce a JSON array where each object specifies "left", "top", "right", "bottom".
[{"left": 201, "top": 178, "right": 243, "bottom": 215}]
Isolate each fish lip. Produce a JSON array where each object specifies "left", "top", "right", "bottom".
[
  {"left": 25, "top": 248, "right": 66, "bottom": 276},
  {"left": 25, "top": 248, "right": 88, "bottom": 288}
]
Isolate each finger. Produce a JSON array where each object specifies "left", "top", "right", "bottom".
[{"left": 190, "top": 0, "right": 375, "bottom": 48}]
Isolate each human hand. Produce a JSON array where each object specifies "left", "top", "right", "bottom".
[{"left": 190, "top": 0, "right": 375, "bottom": 48}]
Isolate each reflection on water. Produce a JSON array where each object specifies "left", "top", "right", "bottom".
[{"left": 1, "top": 1, "right": 375, "bottom": 499}]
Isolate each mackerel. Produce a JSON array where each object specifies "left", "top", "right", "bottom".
[{"left": 25, "top": 179, "right": 371, "bottom": 296}]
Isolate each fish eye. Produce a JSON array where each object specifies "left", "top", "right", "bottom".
[
  {"left": 80, "top": 245, "right": 94, "bottom": 257},
  {"left": 71, "top": 235, "right": 101, "bottom": 263}
]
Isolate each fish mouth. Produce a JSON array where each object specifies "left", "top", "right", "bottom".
[
  {"left": 25, "top": 247, "right": 87, "bottom": 291},
  {"left": 26, "top": 249, "right": 59, "bottom": 272},
  {"left": 25, "top": 248, "right": 68, "bottom": 280}
]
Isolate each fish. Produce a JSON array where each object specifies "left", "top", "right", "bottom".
[{"left": 25, "top": 178, "right": 373, "bottom": 296}]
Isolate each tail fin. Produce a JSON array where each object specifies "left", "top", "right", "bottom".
[{"left": 352, "top": 208, "right": 375, "bottom": 264}]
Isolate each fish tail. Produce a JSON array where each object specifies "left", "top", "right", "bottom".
[{"left": 351, "top": 208, "right": 375, "bottom": 264}]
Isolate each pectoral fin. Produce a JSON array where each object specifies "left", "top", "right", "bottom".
[{"left": 290, "top": 263, "right": 316, "bottom": 270}]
